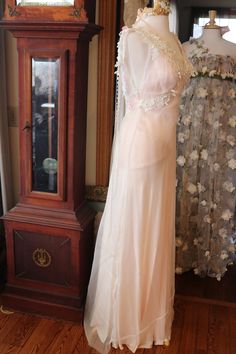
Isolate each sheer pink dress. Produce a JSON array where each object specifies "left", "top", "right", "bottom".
[{"left": 84, "top": 16, "right": 192, "bottom": 354}]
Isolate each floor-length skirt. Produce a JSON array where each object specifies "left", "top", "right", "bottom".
[{"left": 84, "top": 107, "right": 177, "bottom": 353}]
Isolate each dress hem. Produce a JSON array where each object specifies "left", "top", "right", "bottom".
[{"left": 85, "top": 302, "right": 174, "bottom": 354}]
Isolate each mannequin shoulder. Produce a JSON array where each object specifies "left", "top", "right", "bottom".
[
  {"left": 222, "top": 39, "right": 236, "bottom": 60},
  {"left": 208, "top": 38, "right": 236, "bottom": 59}
]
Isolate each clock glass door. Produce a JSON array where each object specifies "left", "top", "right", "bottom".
[
  {"left": 23, "top": 47, "right": 67, "bottom": 202},
  {"left": 32, "top": 57, "right": 59, "bottom": 194}
]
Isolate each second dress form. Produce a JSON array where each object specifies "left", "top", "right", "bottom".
[
  {"left": 176, "top": 26, "right": 236, "bottom": 280},
  {"left": 183, "top": 27, "right": 236, "bottom": 59}
]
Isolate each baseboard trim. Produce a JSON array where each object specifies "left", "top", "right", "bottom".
[{"left": 176, "top": 294, "right": 236, "bottom": 309}]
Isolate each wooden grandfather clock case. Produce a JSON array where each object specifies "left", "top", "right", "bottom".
[{"left": 0, "top": 0, "right": 100, "bottom": 321}]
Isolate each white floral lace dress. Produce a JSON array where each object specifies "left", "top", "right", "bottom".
[
  {"left": 176, "top": 38, "right": 236, "bottom": 281},
  {"left": 84, "top": 20, "right": 191, "bottom": 354}
]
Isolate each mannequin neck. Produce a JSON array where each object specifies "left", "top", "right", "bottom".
[
  {"left": 135, "top": 14, "right": 170, "bottom": 34},
  {"left": 200, "top": 28, "right": 222, "bottom": 42}
]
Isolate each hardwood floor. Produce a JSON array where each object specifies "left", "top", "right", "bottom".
[
  {"left": 1, "top": 267, "right": 236, "bottom": 354},
  {"left": 0, "top": 298, "right": 236, "bottom": 354}
]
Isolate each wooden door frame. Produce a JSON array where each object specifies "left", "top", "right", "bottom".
[{"left": 96, "top": 0, "right": 119, "bottom": 188}]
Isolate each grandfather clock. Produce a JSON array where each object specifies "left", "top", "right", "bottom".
[{"left": 0, "top": 0, "right": 100, "bottom": 321}]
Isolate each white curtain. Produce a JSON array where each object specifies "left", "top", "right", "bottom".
[
  {"left": 0, "top": 3, "right": 14, "bottom": 213},
  {"left": 169, "top": 0, "right": 178, "bottom": 34}
]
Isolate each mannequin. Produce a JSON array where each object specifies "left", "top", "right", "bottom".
[
  {"left": 183, "top": 10, "right": 236, "bottom": 59},
  {"left": 127, "top": 0, "right": 182, "bottom": 88},
  {"left": 176, "top": 10, "right": 236, "bottom": 280}
]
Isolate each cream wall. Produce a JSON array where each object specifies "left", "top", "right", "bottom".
[{"left": 5, "top": 9, "right": 99, "bottom": 203}]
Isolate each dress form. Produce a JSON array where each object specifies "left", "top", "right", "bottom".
[
  {"left": 183, "top": 10, "right": 236, "bottom": 59},
  {"left": 176, "top": 11, "right": 236, "bottom": 281},
  {"left": 198, "top": 28, "right": 236, "bottom": 58}
]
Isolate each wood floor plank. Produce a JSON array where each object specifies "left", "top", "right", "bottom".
[
  {"left": 143, "top": 347, "right": 156, "bottom": 354},
  {"left": 159, "top": 299, "right": 185, "bottom": 354},
  {"left": 147, "top": 345, "right": 166, "bottom": 354},
  {"left": 194, "top": 302, "right": 209, "bottom": 354},
  {"left": 0, "top": 313, "right": 39, "bottom": 354},
  {"left": 88, "top": 348, "right": 101, "bottom": 354},
  {"left": 45, "top": 321, "right": 83, "bottom": 354},
  {"left": 17, "top": 318, "right": 65, "bottom": 354},
  {"left": 0, "top": 312, "right": 13, "bottom": 331},
  {"left": 71, "top": 327, "right": 92, "bottom": 354},
  {"left": 229, "top": 308, "right": 236, "bottom": 354},
  {"left": 207, "top": 305, "right": 232, "bottom": 354},
  {"left": 0, "top": 313, "right": 25, "bottom": 349},
  {"left": 177, "top": 300, "right": 200, "bottom": 354}
]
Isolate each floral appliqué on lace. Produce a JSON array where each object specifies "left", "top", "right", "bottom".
[{"left": 176, "top": 39, "right": 236, "bottom": 281}]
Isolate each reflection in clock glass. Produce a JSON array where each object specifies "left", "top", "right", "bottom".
[{"left": 16, "top": 0, "right": 74, "bottom": 6}]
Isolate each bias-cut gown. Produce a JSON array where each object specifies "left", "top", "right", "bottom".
[{"left": 84, "top": 16, "right": 192, "bottom": 354}]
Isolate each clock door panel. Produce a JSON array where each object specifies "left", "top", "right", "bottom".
[
  {"left": 31, "top": 57, "right": 59, "bottom": 194},
  {"left": 22, "top": 47, "right": 67, "bottom": 203}
]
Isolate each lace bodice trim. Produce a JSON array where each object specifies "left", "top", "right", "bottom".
[
  {"left": 127, "top": 90, "right": 177, "bottom": 112},
  {"left": 114, "top": 26, "right": 192, "bottom": 115}
]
